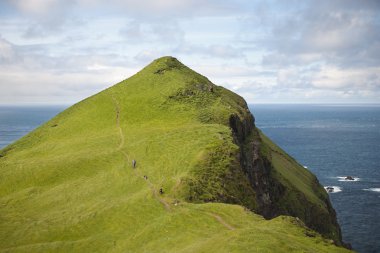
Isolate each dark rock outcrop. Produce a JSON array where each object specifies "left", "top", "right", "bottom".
[{"left": 226, "top": 101, "right": 344, "bottom": 246}]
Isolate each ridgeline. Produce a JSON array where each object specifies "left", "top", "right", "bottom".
[{"left": 0, "top": 57, "right": 351, "bottom": 252}]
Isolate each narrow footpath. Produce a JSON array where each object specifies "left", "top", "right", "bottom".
[{"left": 110, "top": 94, "right": 171, "bottom": 211}]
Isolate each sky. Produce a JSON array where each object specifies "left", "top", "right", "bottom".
[{"left": 0, "top": 0, "right": 379, "bottom": 105}]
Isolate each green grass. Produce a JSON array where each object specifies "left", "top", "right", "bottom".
[{"left": 0, "top": 57, "right": 351, "bottom": 252}]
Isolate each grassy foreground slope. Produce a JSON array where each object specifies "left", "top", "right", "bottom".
[{"left": 0, "top": 57, "right": 350, "bottom": 252}]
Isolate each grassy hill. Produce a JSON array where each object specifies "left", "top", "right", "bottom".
[{"left": 0, "top": 57, "right": 351, "bottom": 252}]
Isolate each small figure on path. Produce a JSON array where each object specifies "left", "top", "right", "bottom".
[
  {"left": 159, "top": 188, "right": 164, "bottom": 195},
  {"left": 143, "top": 175, "right": 148, "bottom": 180},
  {"left": 132, "top": 159, "right": 136, "bottom": 168}
]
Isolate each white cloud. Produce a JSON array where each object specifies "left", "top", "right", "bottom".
[
  {"left": 312, "top": 66, "right": 380, "bottom": 90},
  {"left": 10, "top": 0, "right": 61, "bottom": 16},
  {"left": 176, "top": 43, "right": 244, "bottom": 59},
  {"left": 0, "top": 0, "right": 379, "bottom": 104},
  {"left": 0, "top": 63, "right": 139, "bottom": 104},
  {"left": 134, "top": 50, "right": 161, "bottom": 63},
  {"left": 0, "top": 36, "right": 16, "bottom": 62}
]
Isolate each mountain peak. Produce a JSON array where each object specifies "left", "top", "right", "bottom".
[
  {"left": 152, "top": 56, "right": 179, "bottom": 63},
  {"left": 139, "top": 56, "right": 186, "bottom": 75}
]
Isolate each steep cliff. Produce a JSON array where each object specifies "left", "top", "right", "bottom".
[
  {"left": 176, "top": 75, "right": 343, "bottom": 244},
  {"left": 0, "top": 56, "right": 350, "bottom": 252},
  {"left": 229, "top": 108, "right": 342, "bottom": 244}
]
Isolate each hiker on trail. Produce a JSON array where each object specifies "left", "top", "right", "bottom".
[
  {"left": 132, "top": 159, "right": 136, "bottom": 168},
  {"left": 159, "top": 188, "right": 164, "bottom": 195},
  {"left": 143, "top": 175, "right": 148, "bottom": 180}
]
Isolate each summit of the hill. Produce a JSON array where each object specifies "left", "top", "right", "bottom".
[
  {"left": 151, "top": 56, "right": 182, "bottom": 65},
  {"left": 141, "top": 56, "right": 186, "bottom": 75}
]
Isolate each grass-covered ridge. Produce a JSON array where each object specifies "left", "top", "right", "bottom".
[{"left": 0, "top": 56, "right": 350, "bottom": 252}]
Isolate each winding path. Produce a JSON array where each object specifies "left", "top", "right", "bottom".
[
  {"left": 110, "top": 94, "right": 171, "bottom": 211},
  {"left": 135, "top": 169, "right": 171, "bottom": 211},
  {"left": 207, "top": 213, "right": 235, "bottom": 230},
  {"left": 112, "top": 95, "right": 125, "bottom": 150}
]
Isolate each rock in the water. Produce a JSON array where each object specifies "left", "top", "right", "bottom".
[{"left": 345, "top": 176, "right": 354, "bottom": 181}]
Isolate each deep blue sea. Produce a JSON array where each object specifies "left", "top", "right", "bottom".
[{"left": 1, "top": 105, "right": 379, "bottom": 252}]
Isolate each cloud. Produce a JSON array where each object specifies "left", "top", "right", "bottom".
[
  {"left": 0, "top": 0, "right": 379, "bottom": 104},
  {"left": 5, "top": 0, "right": 237, "bottom": 22},
  {"left": 192, "top": 64, "right": 266, "bottom": 79},
  {"left": 276, "top": 68, "right": 309, "bottom": 88},
  {"left": 2, "top": 0, "right": 241, "bottom": 40},
  {"left": 311, "top": 66, "right": 380, "bottom": 90},
  {"left": 0, "top": 35, "right": 140, "bottom": 104},
  {"left": 77, "top": 0, "right": 238, "bottom": 18},
  {"left": 134, "top": 50, "right": 162, "bottom": 63},
  {"left": 231, "top": 0, "right": 380, "bottom": 103},
  {"left": 0, "top": 36, "right": 17, "bottom": 63},
  {"left": 176, "top": 43, "right": 245, "bottom": 59},
  {"left": 4, "top": 0, "right": 77, "bottom": 38},
  {"left": 0, "top": 58, "right": 139, "bottom": 104},
  {"left": 120, "top": 19, "right": 185, "bottom": 44},
  {"left": 9, "top": 0, "right": 64, "bottom": 16},
  {"left": 249, "top": 0, "right": 380, "bottom": 68}
]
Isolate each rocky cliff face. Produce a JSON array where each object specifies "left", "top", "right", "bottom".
[{"left": 227, "top": 101, "right": 344, "bottom": 246}]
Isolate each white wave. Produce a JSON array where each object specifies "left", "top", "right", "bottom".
[
  {"left": 324, "top": 186, "right": 342, "bottom": 193},
  {"left": 303, "top": 165, "right": 308, "bottom": 169},
  {"left": 363, "top": 188, "right": 380, "bottom": 192},
  {"left": 337, "top": 176, "right": 360, "bottom": 182}
]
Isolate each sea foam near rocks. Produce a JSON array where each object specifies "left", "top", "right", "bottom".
[
  {"left": 337, "top": 176, "right": 360, "bottom": 182},
  {"left": 324, "top": 186, "right": 342, "bottom": 193}
]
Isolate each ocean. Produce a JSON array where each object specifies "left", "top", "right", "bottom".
[
  {"left": 0, "top": 104, "right": 379, "bottom": 252},
  {"left": 0, "top": 106, "right": 66, "bottom": 149},
  {"left": 250, "top": 104, "right": 380, "bottom": 253}
]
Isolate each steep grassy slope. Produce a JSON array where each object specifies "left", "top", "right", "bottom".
[
  {"left": 245, "top": 129, "right": 342, "bottom": 243},
  {"left": 0, "top": 57, "right": 350, "bottom": 252}
]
